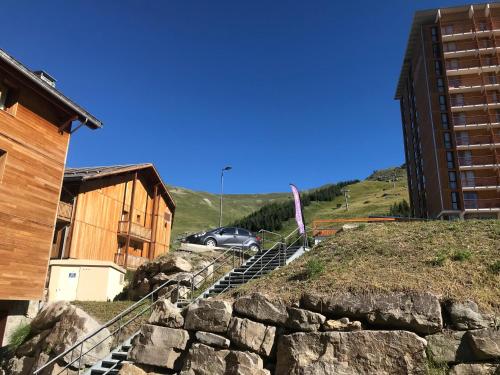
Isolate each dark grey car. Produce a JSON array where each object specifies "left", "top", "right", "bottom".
[{"left": 184, "top": 227, "right": 261, "bottom": 251}]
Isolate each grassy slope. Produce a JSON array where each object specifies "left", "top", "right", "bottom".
[
  {"left": 168, "top": 186, "right": 289, "bottom": 242},
  {"left": 230, "top": 220, "right": 500, "bottom": 313},
  {"left": 277, "top": 168, "right": 409, "bottom": 236}
]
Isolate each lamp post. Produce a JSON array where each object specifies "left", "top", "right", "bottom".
[{"left": 219, "top": 166, "right": 232, "bottom": 227}]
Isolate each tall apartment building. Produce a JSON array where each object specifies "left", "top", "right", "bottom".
[{"left": 396, "top": 3, "right": 500, "bottom": 219}]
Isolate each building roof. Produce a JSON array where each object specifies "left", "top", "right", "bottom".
[
  {"left": 0, "top": 48, "right": 102, "bottom": 129},
  {"left": 394, "top": 2, "right": 498, "bottom": 99},
  {"left": 65, "top": 163, "right": 176, "bottom": 211}
]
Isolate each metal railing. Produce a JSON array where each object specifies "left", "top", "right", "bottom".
[
  {"left": 450, "top": 94, "right": 500, "bottom": 107},
  {"left": 464, "top": 198, "right": 500, "bottom": 209},
  {"left": 441, "top": 18, "right": 500, "bottom": 36},
  {"left": 33, "top": 234, "right": 286, "bottom": 375},
  {"left": 452, "top": 114, "right": 500, "bottom": 126},
  {"left": 461, "top": 176, "right": 499, "bottom": 187},
  {"left": 448, "top": 75, "right": 499, "bottom": 88},
  {"left": 456, "top": 134, "right": 500, "bottom": 146}
]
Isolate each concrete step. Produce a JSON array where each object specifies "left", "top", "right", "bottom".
[{"left": 111, "top": 351, "right": 128, "bottom": 361}]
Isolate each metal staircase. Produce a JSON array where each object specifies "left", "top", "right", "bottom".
[{"left": 34, "top": 228, "right": 309, "bottom": 375}]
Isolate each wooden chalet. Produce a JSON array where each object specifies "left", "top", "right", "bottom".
[
  {"left": 52, "top": 164, "right": 175, "bottom": 270},
  {"left": 0, "top": 48, "right": 101, "bottom": 344}
]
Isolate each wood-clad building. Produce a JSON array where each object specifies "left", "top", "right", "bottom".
[
  {"left": 0, "top": 48, "right": 101, "bottom": 345},
  {"left": 51, "top": 164, "right": 175, "bottom": 270}
]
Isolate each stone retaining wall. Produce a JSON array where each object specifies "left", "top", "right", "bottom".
[{"left": 121, "top": 291, "right": 499, "bottom": 375}]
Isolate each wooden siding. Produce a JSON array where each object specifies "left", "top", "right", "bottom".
[
  {"left": 0, "top": 92, "right": 70, "bottom": 300},
  {"left": 66, "top": 174, "right": 172, "bottom": 266}
]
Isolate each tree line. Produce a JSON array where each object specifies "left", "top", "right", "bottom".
[{"left": 231, "top": 180, "right": 359, "bottom": 233}]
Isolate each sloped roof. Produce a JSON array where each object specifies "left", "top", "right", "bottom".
[
  {"left": 65, "top": 163, "right": 175, "bottom": 211},
  {"left": 0, "top": 48, "right": 102, "bottom": 129}
]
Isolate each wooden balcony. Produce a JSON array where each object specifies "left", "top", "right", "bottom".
[
  {"left": 117, "top": 221, "right": 152, "bottom": 242},
  {"left": 114, "top": 253, "right": 148, "bottom": 270},
  {"left": 57, "top": 201, "right": 73, "bottom": 222}
]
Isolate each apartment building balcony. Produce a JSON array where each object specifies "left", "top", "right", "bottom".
[
  {"left": 449, "top": 95, "right": 500, "bottom": 112},
  {"left": 57, "top": 201, "right": 73, "bottom": 222},
  {"left": 458, "top": 154, "right": 500, "bottom": 170},
  {"left": 443, "top": 40, "right": 500, "bottom": 59},
  {"left": 114, "top": 253, "right": 149, "bottom": 270},
  {"left": 117, "top": 221, "right": 152, "bottom": 242},
  {"left": 448, "top": 75, "right": 500, "bottom": 93},
  {"left": 461, "top": 176, "right": 500, "bottom": 191},
  {"left": 441, "top": 19, "right": 500, "bottom": 42},
  {"left": 446, "top": 57, "right": 500, "bottom": 76},
  {"left": 463, "top": 198, "right": 500, "bottom": 212},
  {"left": 456, "top": 134, "right": 500, "bottom": 150},
  {"left": 452, "top": 114, "right": 500, "bottom": 130}
]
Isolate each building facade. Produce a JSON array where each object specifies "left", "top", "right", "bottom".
[
  {"left": 0, "top": 48, "right": 101, "bottom": 345},
  {"left": 51, "top": 164, "right": 175, "bottom": 271},
  {"left": 396, "top": 3, "right": 500, "bottom": 219}
]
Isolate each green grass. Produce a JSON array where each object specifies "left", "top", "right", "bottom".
[
  {"left": 168, "top": 185, "right": 289, "bottom": 243},
  {"left": 306, "top": 258, "right": 325, "bottom": 279},
  {"left": 229, "top": 220, "right": 500, "bottom": 314},
  {"left": 8, "top": 323, "right": 31, "bottom": 351}
]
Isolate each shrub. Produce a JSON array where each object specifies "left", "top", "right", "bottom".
[
  {"left": 451, "top": 249, "right": 472, "bottom": 262},
  {"left": 489, "top": 260, "right": 500, "bottom": 274},
  {"left": 431, "top": 251, "right": 447, "bottom": 267},
  {"left": 8, "top": 322, "right": 31, "bottom": 351},
  {"left": 306, "top": 258, "right": 325, "bottom": 279},
  {"left": 388, "top": 199, "right": 411, "bottom": 217}
]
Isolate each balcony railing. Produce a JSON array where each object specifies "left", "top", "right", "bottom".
[
  {"left": 449, "top": 95, "right": 500, "bottom": 107},
  {"left": 448, "top": 75, "right": 499, "bottom": 88},
  {"left": 114, "top": 253, "right": 149, "bottom": 269},
  {"left": 458, "top": 154, "right": 500, "bottom": 166},
  {"left": 461, "top": 176, "right": 500, "bottom": 187},
  {"left": 443, "top": 40, "right": 496, "bottom": 53},
  {"left": 441, "top": 18, "right": 500, "bottom": 36},
  {"left": 117, "top": 221, "right": 152, "bottom": 241},
  {"left": 464, "top": 198, "right": 500, "bottom": 210},
  {"left": 446, "top": 57, "right": 499, "bottom": 71},
  {"left": 57, "top": 201, "right": 73, "bottom": 221},
  {"left": 452, "top": 114, "right": 500, "bottom": 126},
  {"left": 456, "top": 134, "right": 500, "bottom": 146}
]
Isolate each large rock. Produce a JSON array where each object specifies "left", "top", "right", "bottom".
[
  {"left": 275, "top": 330, "right": 428, "bottom": 375},
  {"left": 445, "top": 301, "right": 494, "bottom": 330},
  {"left": 302, "top": 291, "right": 443, "bottom": 334},
  {"left": 426, "top": 330, "right": 474, "bottom": 364},
  {"left": 227, "top": 317, "right": 276, "bottom": 357},
  {"left": 285, "top": 307, "right": 325, "bottom": 332},
  {"left": 195, "top": 331, "right": 230, "bottom": 348},
  {"left": 16, "top": 329, "right": 50, "bottom": 357},
  {"left": 449, "top": 363, "right": 499, "bottom": 375},
  {"left": 128, "top": 324, "right": 189, "bottom": 370},
  {"left": 233, "top": 292, "right": 288, "bottom": 325},
  {"left": 5, "top": 356, "right": 35, "bottom": 375},
  {"left": 161, "top": 257, "right": 192, "bottom": 274},
  {"left": 119, "top": 363, "right": 146, "bottom": 375},
  {"left": 466, "top": 328, "right": 500, "bottom": 360},
  {"left": 184, "top": 300, "right": 232, "bottom": 333},
  {"left": 43, "top": 307, "right": 112, "bottom": 368},
  {"left": 148, "top": 300, "right": 184, "bottom": 328},
  {"left": 180, "top": 343, "right": 270, "bottom": 375},
  {"left": 30, "top": 301, "right": 73, "bottom": 333}
]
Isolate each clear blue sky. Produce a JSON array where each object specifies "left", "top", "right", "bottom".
[{"left": 3, "top": 0, "right": 468, "bottom": 194}]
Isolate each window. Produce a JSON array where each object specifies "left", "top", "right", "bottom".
[
  {"left": 136, "top": 214, "right": 141, "bottom": 223},
  {"left": 439, "top": 95, "right": 447, "bottom": 111},
  {"left": 456, "top": 112, "right": 466, "bottom": 125},
  {"left": 446, "top": 151, "right": 455, "bottom": 169},
  {"left": 0, "top": 82, "right": 17, "bottom": 115},
  {"left": 461, "top": 171, "right": 475, "bottom": 187},
  {"left": 451, "top": 192, "right": 460, "bottom": 210},
  {"left": 0, "top": 149, "right": 6, "bottom": 182},
  {"left": 448, "top": 59, "right": 459, "bottom": 70},
  {"left": 441, "top": 113, "right": 449, "bottom": 129},
  {"left": 488, "top": 74, "right": 497, "bottom": 84},
  {"left": 164, "top": 212, "right": 171, "bottom": 222},
  {"left": 434, "top": 61, "right": 442, "bottom": 76},
  {"left": 220, "top": 227, "right": 236, "bottom": 235},
  {"left": 433, "top": 44, "right": 441, "bottom": 58},
  {"left": 443, "top": 42, "right": 456, "bottom": 52},
  {"left": 456, "top": 132, "right": 469, "bottom": 146},
  {"left": 237, "top": 229, "right": 250, "bottom": 236},
  {"left": 463, "top": 192, "right": 477, "bottom": 209},
  {"left": 444, "top": 132, "right": 452, "bottom": 149},
  {"left": 431, "top": 27, "right": 439, "bottom": 42},
  {"left": 449, "top": 171, "right": 457, "bottom": 189},
  {"left": 437, "top": 78, "right": 445, "bottom": 93},
  {"left": 0, "top": 83, "right": 8, "bottom": 110}
]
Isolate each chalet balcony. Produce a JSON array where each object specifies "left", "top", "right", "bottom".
[
  {"left": 463, "top": 198, "right": 500, "bottom": 211},
  {"left": 452, "top": 114, "right": 500, "bottom": 130},
  {"left": 461, "top": 176, "right": 500, "bottom": 190},
  {"left": 441, "top": 19, "right": 500, "bottom": 42},
  {"left": 114, "top": 253, "right": 148, "bottom": 270},
  {"left": 57, "top": 201, "right": 73, "bottom": 222},
  {"left": 458, "top": 154, "right": 500, "bottom": 169},
  {"left": 449, "top": 95, "right": 500, "bottom": 112},
  {"left": 456, "top": 134, "right": 500, "bottom": 149},
  {"left": 117, "top": 221, "right": 152, "bottom": 242}
]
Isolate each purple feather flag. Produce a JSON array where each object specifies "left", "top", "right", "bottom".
[{"left": 290, "top": 184, "right": 305, "bottom": 235}]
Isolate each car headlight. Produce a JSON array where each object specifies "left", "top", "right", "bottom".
[{"left": 194, "top": 232, "right": 206, "bottom": 237}]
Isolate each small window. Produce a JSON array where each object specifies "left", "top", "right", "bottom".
[
  {"left": 437, "top": 78, "right": 445, "bottom": 93},
  {"left": 220, "top": 227, "right": 236, "bottom": 235},
  {"left": 449, "top": 171, "right": 457, "bottom": 189},
  {"left": 446, "top": 151, "right": 455, "bottom": 169},
  {"left": 432, "top": 44, "right": 441, "bottom": 58},
  {"left": 237, "top": 229, "right": 251, "bottom": 236},
  {"left": 439, "top": 95, "right": 447, "bottom": 111},
  {"left": 0, "top": 149, "right": 6, "bottom": 182},
  {"left": 441, "top": 113, "right": 449, "bottom": 129},
  {"left": 136, "top": 214, "right": 141, "bottom": 222},
  {"left": 435, "top": 61, "right": 442, "bottom": 76},
  {"left": 444, "top": 132, "right": 452, "bottom": 149},
  {"left": 431, "top": 27, "right": 438, "bottom": 42},
  {"left": 164, "top": 212, "right": 171, "bottom": 222},
  {"left": 451, "top": 192, "right": 460, "bottom": 210}
]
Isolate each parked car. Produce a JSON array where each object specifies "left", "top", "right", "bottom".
[{"left": 183, "top": 227, "right": 261, "bottom": 252}]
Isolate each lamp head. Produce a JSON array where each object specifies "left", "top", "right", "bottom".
[{"left": 223, "top": 166, "right": 232, "bottom": 171}]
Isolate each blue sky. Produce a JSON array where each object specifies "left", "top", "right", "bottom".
[{"left": 3, "top": 0, "right": 469, "bottom": 194}]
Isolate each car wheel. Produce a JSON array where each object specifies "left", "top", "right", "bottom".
[
  {"left": 249, "top": 244, "right": 260, "bottom": 252},
  {"left": 205, "top": 238, "right": 217, "bottom": 247}
]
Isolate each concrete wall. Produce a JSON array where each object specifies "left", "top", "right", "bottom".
[{"left": 0, "top": 300, "right": 39, "bottom": 347}]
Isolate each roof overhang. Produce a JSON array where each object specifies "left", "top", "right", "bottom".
[{"left": 0, "top": 48, "right": 102, "bottom": 129}]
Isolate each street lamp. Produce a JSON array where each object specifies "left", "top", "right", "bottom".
[{"left": 219, "top": 166, "right": 232, "bottom": 227}]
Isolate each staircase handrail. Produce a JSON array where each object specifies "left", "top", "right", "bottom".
[
  {"left": 34, "top": 244, "right": 248, "bottom": 375},
  {"left": 231, "top": 239, "right": 283, "bottom": 276}
]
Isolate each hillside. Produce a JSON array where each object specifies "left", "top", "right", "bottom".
[
  {"left": 168, "top": 186, "right": 289, "bottom": 242},
  {"left": 230, "top": 220, "right": 500, "bottom": 314}
]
